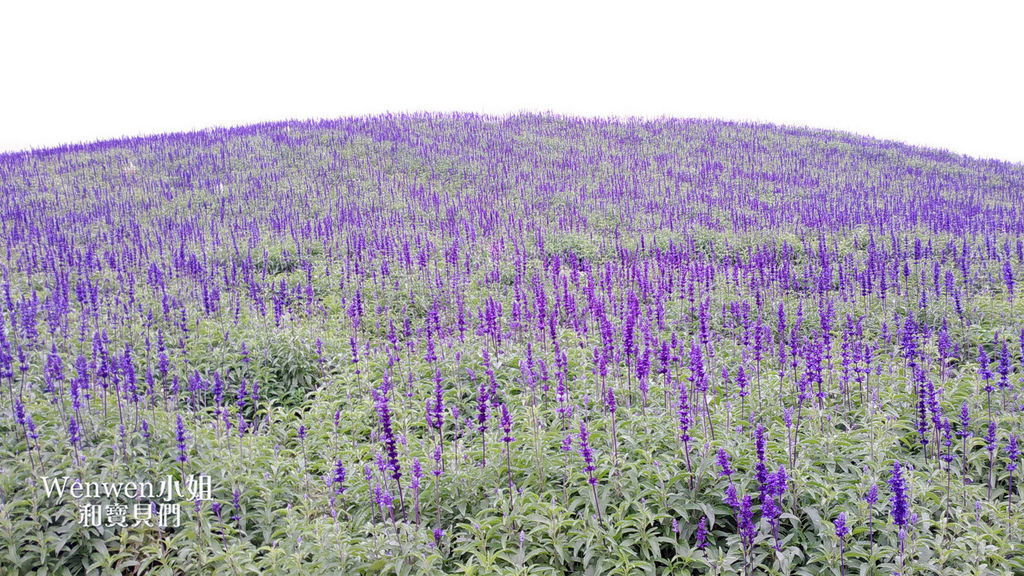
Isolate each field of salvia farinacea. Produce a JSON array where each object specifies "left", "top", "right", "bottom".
[{"left": 0, "top": 113, "right": 1022, "bottom": 575}]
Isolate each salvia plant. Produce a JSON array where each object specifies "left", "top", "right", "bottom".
[{"left": 0, "top": 113, "right": 1022, "bottom": 574}]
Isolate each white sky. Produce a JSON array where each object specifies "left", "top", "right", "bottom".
[{"left": 2, "top": 1, "right": 1023, "bottom": 163}]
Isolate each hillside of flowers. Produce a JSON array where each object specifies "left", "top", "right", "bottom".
[{"left": 1, "top": 113, "right": 1023, "bottom": 575}]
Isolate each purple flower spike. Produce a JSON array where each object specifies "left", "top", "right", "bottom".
[
  {"left": 888, "top": 461, "right": 909, "bottom": 528},
  {"left": 578, "top": 420, "right": 596, "bottom": 485},
  {"left": 332, "top": 460, "right": 347, "bottom": 495},
  {"left": 175, "top": 414, "right": 188, "bottom": 463},
  {"left": 865, "top": 484, "right": 878, "bottom": 505},
  {"left": 716, "top": 448, "right": 733, "bottom": 478},
  {"left": 500, "top": 404, "right": 515, "bottom": 445},
  {"left": 695, "top": 517, "right": 708, "bottom": 550},
  {"left": 834, "top": 512, "right": 849, "bottom": 538}
]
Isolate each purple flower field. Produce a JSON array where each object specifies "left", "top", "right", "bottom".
[{"left": 1, "top": 113, "right": 1022, "bottom": 574}]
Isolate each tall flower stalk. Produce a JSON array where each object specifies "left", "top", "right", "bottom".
[
  {"left": 889, "top": 461, "right": 910, "bottom": 569},
  {"left": 986, "top": 421, "right": 998, "bottom": 500},
  {"left": 864, "top": 484, "right": 878, "bottom": 552},
  {"left": 374, "top": 380, "right": 405, "bottom": 521},
  {"left": 605, "top": 388, "right": 619, "bottom": 474},
  {"left": 834, "top": 512, "right": 849, "bottom": 576},
  {"left": 476, "top": 371, "right": 490, "bottom": 467},
  {"left": 677, "top": 372, "right": 694, "bottom": 490},
  {"left": 500, "top": 403, "right": 516, "bottom": 504},
  {"left": 1007, "top": 434, "right": 1019, "bottom": 529},
  {"left": 578, "top": 419, "right": 602, "bottom": 525},
  {"left": 175, "top": 414, "right": 188, "bottom": 479}
]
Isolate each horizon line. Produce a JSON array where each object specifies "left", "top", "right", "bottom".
[{"left": 2, "top": 111, "right": 1020, "bottom": 168}]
